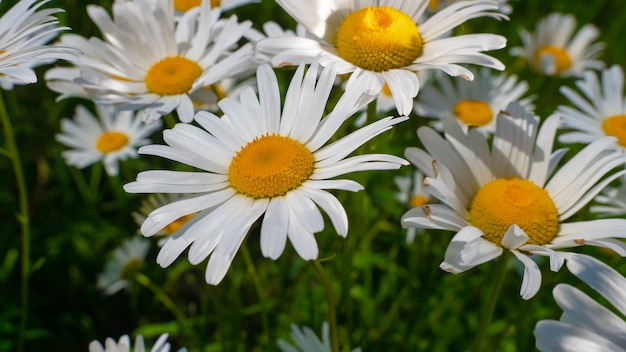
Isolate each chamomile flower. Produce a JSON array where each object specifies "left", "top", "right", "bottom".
[
  {"left": 56, "top": 104, "right": 162, "bottom": 176},
  {"left": 534, "top": 254, "right": 626, "bottom": 352},
  {"left": 89, "top": 333, "right": 186, "bottom": 352},
  {"left": 278, "top": 322, "right": 362, "bottom": 352},
  {"left": 96, "top": 237, "right": 150, "bottom": 295},
  {"left": 558, "top": 65, "right": 626, "bottom": 151},
  {"left": 0, "top": 0, "right": 77, "bottom": 89},
  {"left": 394, "top": 170, "right": 430, "bottom": 243},
  {"left": 415, "top": 69, "right": 534, "bottom": 134},
  {"left": 591, "top": 182, "right": 626, "bottom": 217},
  {"left": 132, "top": 193, "right": 196, "bottom": 244},
  {"left": 257, "top": 0, "right": 507, "bottom": 116},
  {"left": 124, "top": 62, "right": 408, "bottom": 285},
  {"left": 402, "top": 102, "right": 626, "bottom": 299},
  {"left": 45, "top": 0, "right": 253, "bottom": 123},
  {"left": 510, "top": 13, "right": 604, "bottom": 77}
]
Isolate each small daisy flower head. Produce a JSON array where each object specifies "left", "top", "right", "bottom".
[
  {"left": 534, "top": 254, "right": 626, "bottom": 351},
  {"left": 89, "top": 333, "right": 186, "bottom": 352},
  {"left": 132, "top": 193, "right": 196, "bottom": 243},
  {"left": 510, "top": 13, "right": 604, "bottom": 77},
  {"left": 56, "top": 104, "right": 162, "bottom": 176},
  {"left": 394, "top": 170, "right": 430, "bottom": 243},
  {"left": 558, "top": 65, "right": 626, "bottom": 151},
  {"left": 278, "top": 322, "right": 362, "bottom": 352},
  {"left": 402, "top": 102, "right": 626, "bottom": 299},
  {"left": 96, "top": 237, "right": 150, "bottom": 295},
  {"left": 0, "top": 0, "right": 77, "bottom": 89},
  {"left": 188, "top": 77, "right": 257, "bottom": 113},
  {"left": 415, "top": 68, "right": 534, "bottom": 134},
  {"left": 124, "top": 61, "right": 408, "bottom": 285},
  {"left": 45, "top": 0, "right": 254, "bottom": 123},
  {"left": 257, "top": 0, "right": 507, "bottom": 116},
  {"left": 591, "top": 181, "right": 626, "bottom": 217}
]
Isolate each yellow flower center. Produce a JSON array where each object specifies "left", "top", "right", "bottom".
[
  {"left": 454, "top": 100, "right": 493, "bottom": 127},
  {"left": 410, "top": 194, "right": 429, "bottom": 208},
  {"left": 229, "top": 134, "right": 315, "bottom": 199},
  {"left": 336, "top": 6, "right": 423, "bottom": 72},
  {"left": 469, "top": 177, "right": 559, "bottom": 246},
  {"left": 96, "top": 131, "right": 129, "bottom": 153},
  {"left": 602, "top": 115, "right": 626, "bottom": 147},
  {"left": 534, "top": 46, "right": 572, "bottom": 73},
  {"left": 381, "top": 83, "right": 393, "bottom": 97},
  {"left": 174, "top": 0, "right": 220, "bottom": 11},
  {"left": 428, "top": 0, "right": 440, "bottom": 11},
  {"left": 120, "top": 258, "right": 143, "bottom": 280},
  {"left": 145, "top": 56, "right": 202, "bottom": 96},
  {"left": 163, "top": 214, "right": 195, "bottom": 235}
]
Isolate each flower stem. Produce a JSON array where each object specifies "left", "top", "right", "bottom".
[
  {"left": 240, "top": 244, "right": 273, "bottom": 350},
  {"left": 0, "top": 91, "right": 30, "bottom": 352},
  {"left": 472, "top": 253, "right": 510, "bottom": 352},
  {"left": 311, "top": 260, "right": 339, "bottom": 352}
]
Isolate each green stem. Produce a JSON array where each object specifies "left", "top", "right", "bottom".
[
  {"left": 0, "top": 91, "right": 30, "bottom": 352},
  {"left": 133, "top": 272, "right": 191, "bottom": 338},
  {"left": 472, "top": 253, "right": 511, "bottom": 352},
  {"left": 311, "top": 260, "right": 339, "bottom": 352},
  {"left": 240, "top": 244, "right": 273, "bottom": 350}
]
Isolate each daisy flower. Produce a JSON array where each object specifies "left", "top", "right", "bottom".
[
  {"left": 278, "top": 322, "right": 362, "bottom": 352},
  {"left": 45, "top": 0, "right": 253, "bottom": 123},
  {"left": 0, "top": 0, "right": 77, "bottom": 89},
  {"left": 96, "top": 237, "right": 150, "bottom": 295},
  {"left": 415, "top": 68, "right": 534, "bottom": 134},
  {"left": 534, "top": 254, "right": 626, "bottom": 352},
  {"left": 89, "top": 333, "right": 186, "bottom": 352},
  {"left": 132, "top": 193, "right": 196, "bottom": 244},
  {"left": 256, "top": 0, "right": 507, "bottom": 116},
  {"left": 394, "top": 170, "right": 431, "bottom": 243},
  {"left": 188, "top": 77, "right": 257, "bottom": 113},
  {"left": 56, "top": 104, "right": 162, "bottom": 176},
  {"left": 558, "top": 65, "right": 626, "bottom": 151},
  {"left": 510, "top": 13, "right": 604, "bottom": 77},
  {"left": 402, "top": 102, "right": 626, "bottom": 299},
  {"left": 124, "top": 61, "right": 408, "bottom": 285},
  {"left": 590, "top": 182, "right": 626, "bottom": 217}
]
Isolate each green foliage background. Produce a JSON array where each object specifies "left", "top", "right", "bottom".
[{"left": 0, "top": 0, "right": 625, "bottom": 351}]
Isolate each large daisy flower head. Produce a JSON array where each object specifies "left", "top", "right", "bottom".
[
  {"left": 45, "top": 0, "right": 253, "bottom": 123},
  {"left": 534, "top": 254, "right": 626, "bottom": 351},
  {"left": 402, "top": 102, "right": 626, "bottom": 299},
  {"left": 0, "top": 0, "right": 77, "bottom": 89},
  {"left": 56, "top": 104, "right": 162, "bottom": 176},
  {"left": 510, "top": 13, "right": 604, "bottom": 77},
  {"left": 89, "top": 333, "right": 186, "bottom": 352},
  {"left": 124, "top": 61, "right": 408, "bottom": 285},
  {"left": 415, "top": 68, "right": 534, "bottom": 134},
  {"left": 257, "top": 0, "right": 507, "bottom": 116},
  {"left": 558, "top": 65, "right": 626, "bottom": 151}
]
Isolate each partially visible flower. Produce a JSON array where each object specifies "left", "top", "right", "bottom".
[
  {"left": 45, "top": 0, "right": 253, "bottom": 123},
  {"left": 394, "top": 170, "right": 430, "bottom": 243},
  {"left": 510, "top": 13, "right": 604, "bottom": 77},
  {"left": 245, "top": 21, "right": 307, "bottom": 64},
  {"left": 558, "top": 65, "right": 626, "bottom": 151},
  {"left": 132, "top": 193, "right": 196, "bottom": 244},
  {"left": 415, "top": 69, "right": 534, "bottom": 134},
  {"left": 278, "top": 322, "right": 361, "bottom": 352},
  {"left": 0, "top": 0, "right": 77, "bottom": 89},
  {"left": 257, "top": 0, "right": 507, "bottom": 116},
  {"left": 124, "top": 62, "right": 408, "bottom": 285},
  {"left": 173, "top": 0, "right": 257, "bottom": 13},
  {"left": 56, "top": 105, "right": 162, "bottom": 176},
  {"left": 427, "top": 0, "right": 512, "bottom": 15},
  {"left": 96, "top": 237, "right": 150, "bottom": 295},
  {"left": 189, "top": 77, "right": 257, "bottom": 113},
  {"left": 402, "top": 102, "right": 626, "bottom": 299},
  {"left": 534, "top": 254, "right": 626, "bottom": 352},
  {"left": 591, "top": 181, "right": 626, "bottom": 217},
  {"left": 89, "top": 333, "right": 186, "bottom": 352}
]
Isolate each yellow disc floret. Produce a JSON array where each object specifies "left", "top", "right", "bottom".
[
  {"left": 96, "top": 131, "right": 129, "bottom": 153},
  {"left": 174, "top": 0, "right": 219, "bottom": 11},
  {"left": 229, "top": 134, "right": 315, "bottom": 199},
  {"left": 145, "top": 56, "right": 202, "bottom": 96},
  {"left": 454, "top": 100, "right": 493, "bottom": 127},
  {"left": 534, "top": 46, "right": 572, "bottom": 74},
  {"left": 410, "top": 195, "right": 429, "bottom": 208},
  {"left": 163, "top": 214, "right": 195, "bottom": 235},
  {"left": 336, "top": 6, "right": 423, "bottom": 72},
  {"left": 469, "top": 177, "right": 560, "bottom": 246},
  {"left": 602, "top": 114, "right": 626, "bottom": 147}
]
